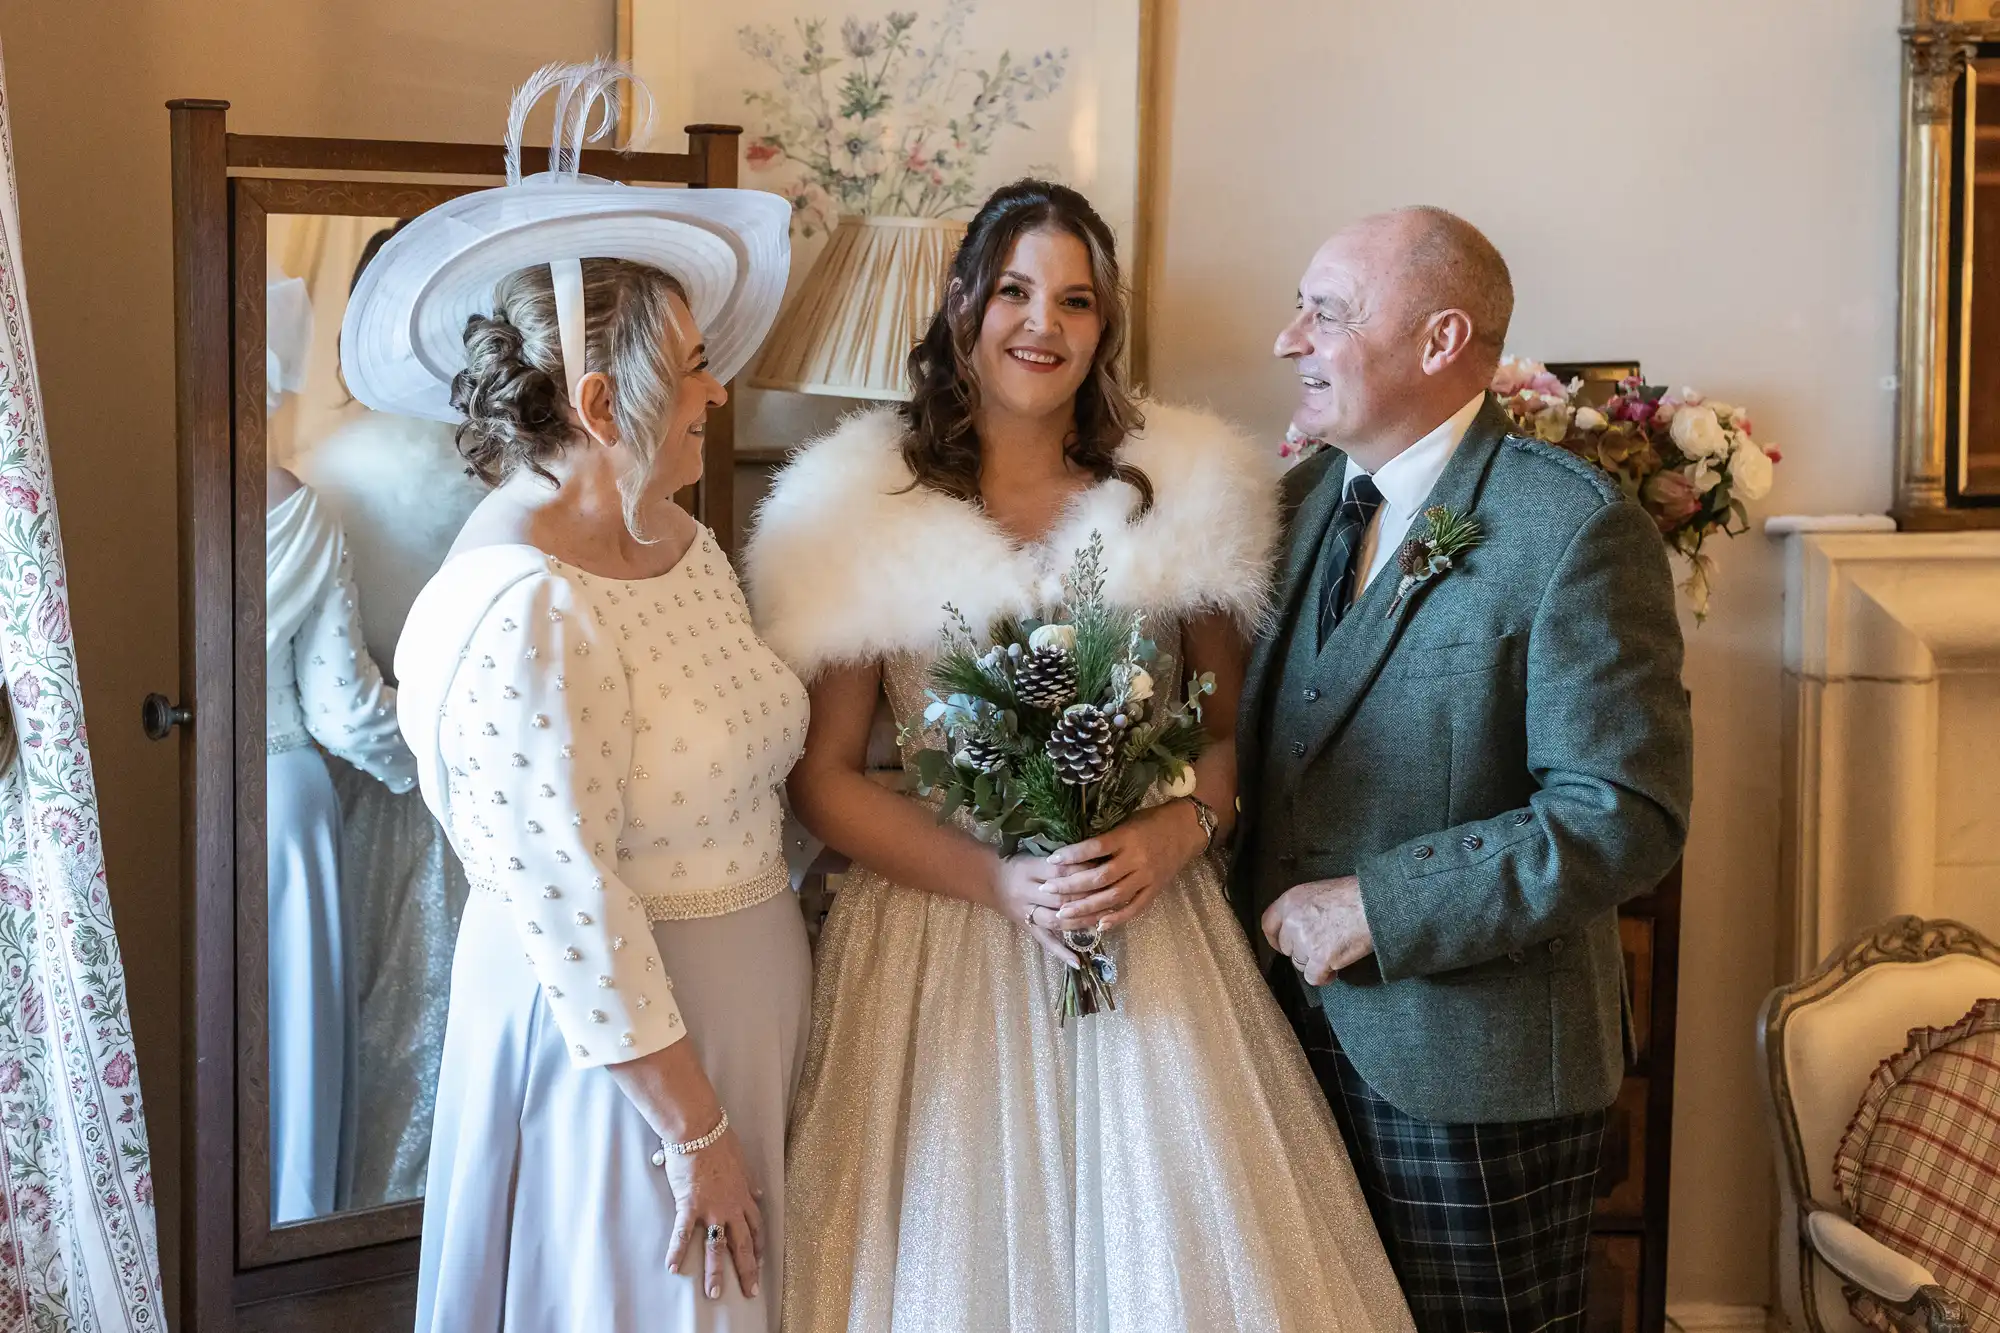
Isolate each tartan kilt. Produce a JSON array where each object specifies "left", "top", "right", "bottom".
[{"left": 1274, "top": 965, "right": 1609, "bottom": 1333}]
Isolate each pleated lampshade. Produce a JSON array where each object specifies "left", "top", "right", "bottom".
[{"left": 746, "top": 215, "right": 967, "bottom": 401}]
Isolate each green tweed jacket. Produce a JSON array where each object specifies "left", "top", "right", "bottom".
[{"left": 1233, "top": 395, "right": 1693, "bottom": 1124}]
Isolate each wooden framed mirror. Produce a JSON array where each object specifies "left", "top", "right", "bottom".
[{"left": 165, "top": 101, "right": 744, "bottom": 1330}]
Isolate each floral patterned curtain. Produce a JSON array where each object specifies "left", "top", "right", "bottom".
[{"left": 0, "top": 35, "right": 166, "bottom": 1333}]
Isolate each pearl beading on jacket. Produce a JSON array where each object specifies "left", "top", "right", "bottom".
[
  {"left": 462, "top": 857, "right": 790, "bottom": 923},
  {"left": 433, "top": 529, "right": 807, "bottom": 1068}
]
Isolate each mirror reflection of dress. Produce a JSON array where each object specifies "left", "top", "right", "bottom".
[
  {"left": 265, "top": 475, "right": 416, "bottom": 1222},
  {"left": 296, "top": 410, "right": 486, "bottom": 1210}
]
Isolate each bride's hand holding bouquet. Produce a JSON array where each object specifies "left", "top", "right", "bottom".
[
  {"left": 1046, "top": 796, "right": 1210, "bottom": 931},
  {"left": 988, "top": 852, "right": 1080, "bottom": 967}
]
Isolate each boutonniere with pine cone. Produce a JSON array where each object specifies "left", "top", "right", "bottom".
[{"left": 1388, "top": 506, "right": 1483, "bottom": 617}]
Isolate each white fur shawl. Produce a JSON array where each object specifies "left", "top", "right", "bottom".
[
  {"left": 743, "top": 402, "right": 1281, "bottom": 681},
  {"left": 295, "top": 409, "right": 489, "bottom": 669}
]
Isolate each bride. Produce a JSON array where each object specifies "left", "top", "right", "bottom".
[{"left": 746, "top": 180, "right": 1415, "bottom": 1331}]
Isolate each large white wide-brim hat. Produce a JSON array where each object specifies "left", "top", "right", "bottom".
[{"left": 340, "top": 61, "right": 791, "bottom": 422}]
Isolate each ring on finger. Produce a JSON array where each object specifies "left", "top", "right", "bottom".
[{"left": 706, "top": 1223, "right": 725, "bottom": 1243}]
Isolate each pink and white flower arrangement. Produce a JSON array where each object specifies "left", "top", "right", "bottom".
[
  {"left": 1489, "top": 359, "right": 1780, "bottom": 619},
  {"left": 1280, "top": 362, "right": 1780, "bottom": 619}
]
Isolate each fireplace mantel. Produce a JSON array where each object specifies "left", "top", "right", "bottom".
[{"left": 1779, "top": 528, "right": 2000, "bottom": 976}]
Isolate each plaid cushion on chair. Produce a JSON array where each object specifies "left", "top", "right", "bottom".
[{"left": 1834, "top": 997, "right": 2000, "bottom": 1332}]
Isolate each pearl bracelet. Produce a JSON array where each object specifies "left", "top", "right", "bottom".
[{"left": 651, "top": 1107, "right": 729, "bottom": 1166}]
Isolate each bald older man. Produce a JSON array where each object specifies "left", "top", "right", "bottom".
[{"left": 1232, "top": 208, "right": 1692, "bottom": 1332}]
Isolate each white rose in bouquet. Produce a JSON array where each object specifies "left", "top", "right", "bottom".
[
  {"left": 1029, "top": 623, "right": 1077, "bottom": 654},
  {"left": 1573, "top": 405, "right": 1609, "bottom": 433},
  {"left": 1670, "top": 404, "right": 1731, "bottom": 462},
  {"left": 1729, "top": 435, "right": 1775, "bottom": 502},
  {"left": 1163, "top": 764, "right": 1199, "bottom": 799}
]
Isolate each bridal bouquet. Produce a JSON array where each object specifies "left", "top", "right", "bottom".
[
  {"left": 906, "top": 532, "right": 1215, "bottom": 1021},
  {"left": 1491, "top": 359, "right": 1781, "bottom": 620}
]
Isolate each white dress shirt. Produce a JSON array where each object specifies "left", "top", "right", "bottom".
[{"left": 1345, "top": 391, "right": 1487, "bottom": 594}]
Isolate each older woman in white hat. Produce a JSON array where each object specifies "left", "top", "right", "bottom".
[{"left": 347, "top": 62, "right": 804, "bottom": 1331}]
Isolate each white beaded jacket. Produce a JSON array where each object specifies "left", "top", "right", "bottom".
[
  {"left": 265, "top": 485, "right": 416, "bottom": 791},
  {"left": 396, "top": 527, "right": 808, "bottom": 1068},
  {"left": 743, "top": 402, "right": 1282, "bottom": 684}
]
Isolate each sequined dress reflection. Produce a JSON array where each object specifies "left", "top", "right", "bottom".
[{"left": 746, "top": 405, "right": 1416, "bottom": 1333}]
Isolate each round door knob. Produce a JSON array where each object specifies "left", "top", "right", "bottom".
[{"left": 141, "top": 693, "right": 192, "bottom": 741}]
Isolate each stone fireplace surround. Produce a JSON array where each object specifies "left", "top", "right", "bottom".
[{"left": 1779, "top": 527, "right": 2000, "bottom": 978}]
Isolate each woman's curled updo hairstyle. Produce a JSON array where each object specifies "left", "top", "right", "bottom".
[
  {"left": 450, "top": 258, "right": 690, "bottom": 534},
  {"left": 900, "top": 178, "right": 1151, "bottom": 514}
]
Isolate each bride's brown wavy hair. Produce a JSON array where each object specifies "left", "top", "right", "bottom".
[{"left": 898, "top": 179, "right": 1151, "bottom": 513}]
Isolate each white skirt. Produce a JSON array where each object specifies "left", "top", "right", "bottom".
[
  {"left": 266, "top": 744, "right": 348, "bottom": 1224},
  {"left": 417, "top": 889, "right": 813, "bottom": 1333}
]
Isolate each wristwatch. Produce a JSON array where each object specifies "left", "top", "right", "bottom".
[{"left": 1185, "top": 795, "right": 1220, "bottom": 853}]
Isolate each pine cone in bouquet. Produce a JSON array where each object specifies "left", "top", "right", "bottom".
[
  {"left": 954, "top": 734, "right": 1007, "bottom": 774},
  {"left": 1015, "top": 646, "right": 1078, "bottom": 711},
  {"left": 1048, "top": 703, "right": 1117, "bottom": 785}
]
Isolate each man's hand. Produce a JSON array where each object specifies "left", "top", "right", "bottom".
[{"left": 1261, "top": 875, "right": 1374, "bottom": 985}]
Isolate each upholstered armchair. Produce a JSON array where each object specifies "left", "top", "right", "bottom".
[{"left": 1759, "top": 916, "right": 2000, "bottom": 1333}]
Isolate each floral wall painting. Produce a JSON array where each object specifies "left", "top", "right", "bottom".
[
  {"left": 738, "top": 6, "right": 1074, "bottom": 238},
  {"left": 621, "top": 0, "right": 1150, "bottom": 445}
]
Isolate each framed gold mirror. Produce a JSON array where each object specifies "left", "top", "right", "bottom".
[
  {"left": 1954, "top": 56, "right": 2000, "bottom": 502},
  {"left": 1897, "top": 0, "right": 2000, "bottom": 525}
]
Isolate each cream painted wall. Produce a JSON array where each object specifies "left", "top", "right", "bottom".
[
  {"left": 1149, "top": 0, "right": 1904, "bottom": 1309},
  {"left": 0, "top": 0, "right": 609, "bottom": 1308}
]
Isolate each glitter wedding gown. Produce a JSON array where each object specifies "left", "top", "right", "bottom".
[{"left": 745, "top": 404, "right": 1415, "bottom": 1333}]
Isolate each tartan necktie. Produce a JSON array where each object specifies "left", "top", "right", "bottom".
[{"left": 1316, "top": 473, "right": 1385, "bottom": 645}]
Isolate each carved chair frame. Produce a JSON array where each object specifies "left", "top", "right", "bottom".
[{"left": 1758, "top": 913, "right": 1999, "bottom": 1333}]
